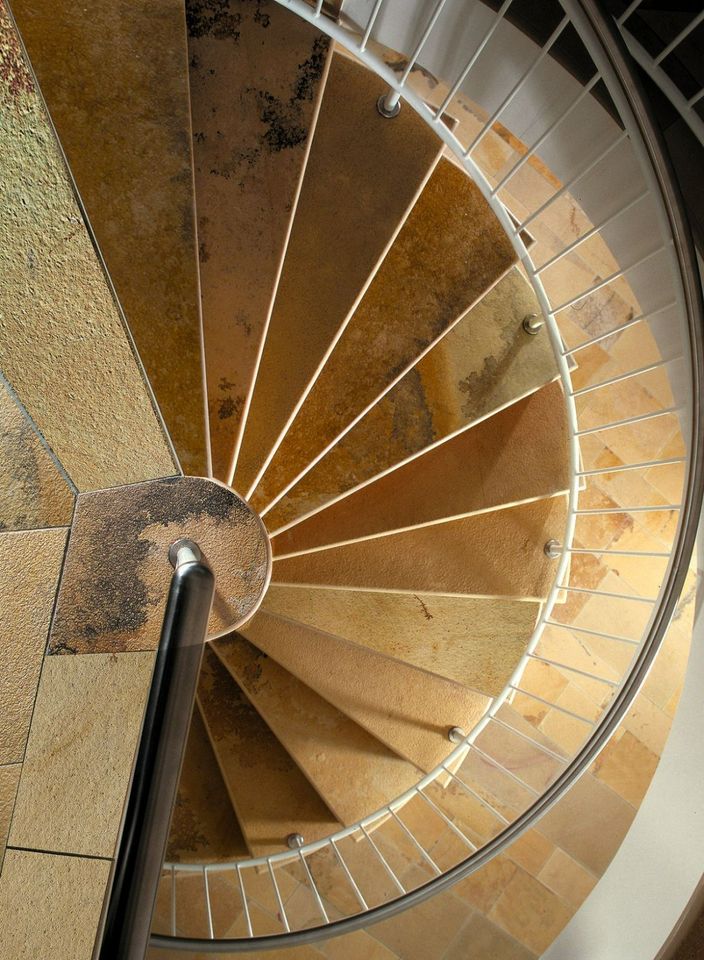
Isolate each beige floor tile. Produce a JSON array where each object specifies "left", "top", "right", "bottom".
[
  {"left": 453, "top": 855, "right": 518, "bottom": 913},
  {"left": 234, "top": 54, "right": 443, "bottom": 494},
  {"left": 0, "top": 382, "right": 74, "bottom": 530},
  {"left": 0, "top": 849, "right": 110, "bottom": 959},
  {"left": 13, "top": 0, "right": 208, "bottom": 475},
  {"left": 445, "top": 910, "right": 537, "bottom": 960},
  {"left": 320, "top": 929, "right": 400, "bottom": 960},
  {"left": 473, "top": 717, "right": 563, "bottom": 796},
  {"left": 264, "top": 268, "right": 558, "bottom": 531},
  {"left": 9, "top": 651, "right": 154, "bottom": 858},
  {"left": 272, "top": 381, "right": 568, "bottom": 556},
  {"left": 621, "top": 692, "right": 672, "bottom": 757},
  {"left": 0, "top": 763, "right": 20, "bottom": 871},
  {"left": 489, "top": 867, "right": 572, "bottom": 954},
  {"left": 0, "top": 6, "right": 177, "bottom": 490},
  {"left": 242, "top": 612, "right": 490, "bottom": 773},
  {"left": 0, "top": 528, "right": 67, "bottom": 764},
  {"left": 262, "top": 587, "right": 539, "bottom": 696},
  {"left": 167, "top": 707, "right": 247, "bottom": 864},
  {"left": 372, "top": 884, "right": 469, "bottom": 960},
  {"left": 537, "top": 773, "right": 635, "bottom": 875},
  {"left": 273, "top": 496, "right": 567, "bottom": 600},
  {"left": 197, "top": 647, "right": 339, "bottom": 855},
  {"left": 189, "top": 2, "right": 330, "bottom": 480},
  {"left": 508, "top": 830, "right": 555, "bottom": 877},
  {"left": 538, "top": 848, "right": 597, "bottom": 909},
  {"left": 49, "top": 477, "right": 269, "bottom": 655},
  {"left": 252, "top": 158, "right": 517, "bottom": 509}
]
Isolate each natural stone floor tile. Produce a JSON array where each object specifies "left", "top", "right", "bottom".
[
  {"left": 0, "top": 763, "right": 20, "bottom": 870},
  {"left": 234, "top": 53, "right": 444, "bottom": 495},
  {"left": 592, "top": 730, "right": 660, "bottom": 808},
  {"left": 489, "top": 867, "right": 572, "bottom": 955},
  {"left": 538, "top": 848, "right": 597, "bottom": 909},
  {"left": 0, "top": 528, "right": 67, "bottom": 764},
  {"left": 0, "top": 381, "right": 74, "bottom": 531},
  {"left": 453, "top": 855, "right": 518, "bottom": 914},
  {"left": 265, "top": 268, "right": 558, "bottom": 530},
  {"left": 0, "top": 849, "right": 110, "bottom": 960},
  {"left": 12, "top": 0, "right": 208, "bottom": 475},
  {"left": 373, "top": 874, "right": 469, "bottom": 960},
  {"left": 252, "top": 157, "right": 517, "bottom": 509},
  {"left": 262, "top": 586, "right": 538, "bottom": 696},
  {"left": 445, "top": 910, "right": 536, "bottom": 960},
  {"left": 0, "top": 3, "right": 177, "bottom": 490},
  {"left": 49, "top": 477, "right": 269, "bottom": 654},
  {"left": 188, "top": 0, "right": 330, "bottom": 480},
  {"left": 9, "top": 651, "right": 154, "bottom": 858},
  {"left": 319, "top": 929, "right": 399, "bottom": 960}
]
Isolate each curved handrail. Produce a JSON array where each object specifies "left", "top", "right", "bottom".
[{"left": 152, "top": 0, "right": 704, "bottom": 951}]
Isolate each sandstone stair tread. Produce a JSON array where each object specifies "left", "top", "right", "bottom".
[
  {"left": 272, "top": 380, "right": 569, "bottom": 555},
  {"left": 212, "top": 634, "right": 423, "bottom": 824},
  {"left": 188, "top": 0, "right": 332, "bottom": 479},
  {"left": 250, "top": 157, "right": 517, "bottom": 510},
  {"left": 198, "top": 646, "right": 340, "bottom": 855},
  {"left": 272, "top": 496, "right": 568, "bottom": 600},
  {"left": 166, "top": 706, "right": 247, "bottom": 864},
  {"left": 261, "top": 586, "right": 540, "bottom": 697},
  {"left": 233, "top": 53, "right": 444, "bottom": 494},
  {"left": 263, "top": 267, "right": 559, "bottom": 530},
  {"left": 240, "top": 612, "right": 491, "bottom": 772},
  {"left": 12, "top": 0, "right": 208, "bottom": 475}
]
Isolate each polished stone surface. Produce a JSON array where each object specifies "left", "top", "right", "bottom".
[
  {"left": 0, "top": 4, "right": 177, "bottom": 491},
  {"left": 0, "top": 381, "right": 74, "bottom": 531},
  {"left": 233, "top": 54, "right": 444, "bottom": 495},
  {"left": 49, "top": 477, "right": 270, "bottom": 654},
  {"left": 264, "top": 268, "right": 558, "bottom": 530},
  {"left": 0, "top": 528, "right": 67, "bottom": 765},
  {"left": 13, "top": 0, "right": 208, "bottom": 475},
  {"left": 251, "top": 158, "right": 517, "bottom": 509},
  {"left": 188, "top": 0, "right": 331, "bottom": 480}
]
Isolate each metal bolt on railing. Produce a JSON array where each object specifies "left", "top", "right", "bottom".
[
  {"left": 448, "top": 726, "right": 467, "bottom": 743},
  {"left": 287, "top": 833, "right": 305, "bottom": 849},
  {"left": 377, "top": 91, "right": 401, "bottom": 118},
  {"left": 544, "top": 539, "right": 562, "bottom": 559},
  {"left": 522, "top": 313, "right": 544, "bottom": 335}
]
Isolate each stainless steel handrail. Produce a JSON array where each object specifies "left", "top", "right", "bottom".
[
  {"left": 150, "top": 0, "right": 704, "bottom": 949},
  {"left": 100, "top": 540, "right": 214, "bottom": 960}
]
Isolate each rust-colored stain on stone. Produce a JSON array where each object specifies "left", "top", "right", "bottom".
[
  {"left": 188, "top": 0, "right": 331, "bottom": 480},
  {"left": 251, "top": 159, "right": 517, "bottom": 510},
  {"left": 49, "top": 477, "right": 270, "bottom": 654},
  {"left": 233, "top": 53, "right": 445, "bottom": 495},
  {"left": 0, "top": 2, "right": 178, "bottom": 491},
  {"left": 0, "top": 381, "right": 74, "bottom": 531},
  {"left": 12, "top": 0, "right": 209, "bottom": 475},
  {"left": 264, "top": 268, "right": 558, "bottom": 530}
]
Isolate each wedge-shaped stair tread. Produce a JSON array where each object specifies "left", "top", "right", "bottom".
[
  {"left": 12, "top": 0, "right": 207, "bottom": 475},
  {"left": 0, "top": 8, "right": 177, "bottom": 491},
  {"left": 242, "top": 612, "right": 491, "bottom": 772},
  {"left": 188, "top": 1, "right": 331, "bottom": 479},
  {"left": 262, "top": 586, "right": 540, "bottom": 696},
  {"left": 167, "top": 707, "right": 247, "bottom": 863},
  {"left": 0, "top": 382, "right": 74, "bottom": 531},
  {"left": 273, "top": 380, "right": 568, "bottom": 555},
  {"left": 198, "top": 646, "right": 339, "bottom": 855},
  {"left": 213, "top": 634, "right": 422, "bottom": 824},
  {"left": 251, "top": 158, "right": 516, "bottom": 509},
  {"left": 234, "top": 53, "right": 444, "bottom": 493},
  {"left": 273, "top": 496, "right": 567, "bottom": 599},
  {"left": 264, "top": 267, "right": 558, "bottom": 530}
]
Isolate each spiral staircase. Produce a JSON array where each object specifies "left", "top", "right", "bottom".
[{"left": 0, "top": 0, "right": 701, "bottom": 958}]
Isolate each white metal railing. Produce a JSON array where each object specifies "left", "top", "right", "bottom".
[
  {"left": 152, "top": 0, "right": 703, "bottom": 949},
  {"left": 617, "top": 2, "right": 704, "bottom": 146}
]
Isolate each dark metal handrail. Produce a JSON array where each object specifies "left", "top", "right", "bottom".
[{"left": 99, "top": 540, "right": 214, "bottom": 960}]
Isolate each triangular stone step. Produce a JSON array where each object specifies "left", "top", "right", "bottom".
[
  {"left": 197, "top": 646, "right": 340, "bottom": 855},
  {"left": 212, "top": 634, "right": 423, "bottom": 824},
  {"left": 272, "top": 380, "right": 569, "bottom": 555},
  {"left": 166, "top": 706, "right": 247, "bottom": 864},
  {"left": 12, "top": 0, "right": 208, "bottom": 474},
  {"left": 240, "top": 612, "right": 491, "bottom": 772},
  {"left": 249, "top": 157, "right": 517, "bottom": 510},
  {"left": 187, "top": 0, "right": 332, "bottom": 480},
  {"left": 233, "top": 53, "right": 445, "bottom": 494},
  {"left": 263, "top": 267, "right": 558, "bottom": 530},
  {"left": 272, "top": 496, "right": 567, "bottom": 600},
  {"left": 0, "top": 7, "right": 177, "bottom": 491},
  {"left": 261, "top": 586, "right": 540, "bottom": 696}
]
